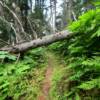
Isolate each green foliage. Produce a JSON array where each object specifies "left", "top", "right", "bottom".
[
  {"left": 78, "top": 78, "right": 100, "bottom": 90},
  {"left": 49, "top": 8, "right": 100, "bottom": 99},
  {"left": 75, "top": 93, "right": 81, "bottom": 100},
  {"left": 66, "top": 9, "right": 100, "bottom": 99},
  {"left": 0, "top": 51, "right": 16, "bottom": 61},
  {"left": 92, "top": 0, "right": 100, "bottom": 8},
  {"left": 0, "top": 48, "right": 46, "bottom": 100},
  {"left": 49, "top": 57, "right": 69, "bottom": 100}
]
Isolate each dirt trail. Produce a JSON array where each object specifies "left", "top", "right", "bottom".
[
  {"left": 38, "top": 67, "right": 52, "bottom": 100},
  {"left": 38, "top": 52, "right": 56, "bottom": 100}
]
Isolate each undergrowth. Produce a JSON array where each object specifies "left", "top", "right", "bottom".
[
  {"left": 49, "top": 8, "right": 100, "bottom": 100},
  {"left": 0, "top": 47, "right": 47, "bottom": 100},
  {"left": 0, "top": 6, "right": 100, "bottom": 100}
]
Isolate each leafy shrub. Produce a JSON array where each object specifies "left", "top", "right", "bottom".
[
  {"left": 0, "top": 47, "right": 46, "bottom": 100},
  {"left": 0, "top": 51, "right": 16, "bottom": 62},
  {"left": 49, "top": 8, "right": 100, "bottom": 99},
  {"left": 66, "top": 9, "right": 100, "bottom": 99}
]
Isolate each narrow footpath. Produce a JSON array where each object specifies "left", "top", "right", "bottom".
[{"left": 38, "top": 52, "right": 62, "bottom": 100}]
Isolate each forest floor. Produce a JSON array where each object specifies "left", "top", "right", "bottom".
[{"left": 37, "top": 51, "right": 65, "bottom": 100}]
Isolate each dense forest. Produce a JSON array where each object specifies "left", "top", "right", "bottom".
[{"left": 0, "top": 0, "right": 100, "bottom": 100}]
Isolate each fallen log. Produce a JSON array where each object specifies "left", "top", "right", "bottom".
[{"left": 0, "top": 30, "right": 72, "bottom": 53}]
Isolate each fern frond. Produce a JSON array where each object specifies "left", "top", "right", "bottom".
[{"left": 78, "top": 78, "right": 100, "bottom": 90}]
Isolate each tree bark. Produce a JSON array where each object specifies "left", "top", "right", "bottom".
[{"left": 0, "top": 30, "right": 72, "bottom": 53}]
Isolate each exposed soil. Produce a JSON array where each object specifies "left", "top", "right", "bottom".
[{"left": 38, "top": 53, "right": 53, "bottom": 100}]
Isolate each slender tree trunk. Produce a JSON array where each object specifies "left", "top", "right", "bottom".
[
  {"left": 53, "top": 0, "right": 57, "bottom": 33},
  {"left": 0, "top": 4, "right": 4, "bottom": 16}
]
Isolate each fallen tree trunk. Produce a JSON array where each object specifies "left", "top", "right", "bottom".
[{"left": 0, "top": 30, "right": 72, "bottom": 53}]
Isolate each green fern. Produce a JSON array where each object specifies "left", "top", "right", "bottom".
[
  {"left": 82, "top": 57, "right": 100, "bottom": 70},
  {"left": 49, "top": 8, "right": 100, "bottom": 99},
  {"left": 78, "top": 78, "right": 100, "bottom": 90},
  {"left": 0, "top": 48, "right": 46, "bottom": 99},
  {"left": 0, "top": 51, "right": 16, "bottom": 61}
]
